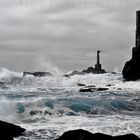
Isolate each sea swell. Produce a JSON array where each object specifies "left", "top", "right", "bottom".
[
  {"left": 0, "top": 88, "right": 140, "bottom": 123},
  {"left": 0, "top": 68, "right": 140, "bottom": 139}
]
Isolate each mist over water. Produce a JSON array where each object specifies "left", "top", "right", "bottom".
[
  {"left": 0, "top": 68, "right": 140, "bottom": 139},
  {"left": 34, "top": 56, "right": 63, "bottom": 76}
]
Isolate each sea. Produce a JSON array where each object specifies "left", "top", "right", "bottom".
[{"left": 0, "top": 68, "right": 140, "bottom": 140}]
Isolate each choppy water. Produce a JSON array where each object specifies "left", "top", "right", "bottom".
[{"left": 0, "top": 68, "right": 140, "bottom": 140}]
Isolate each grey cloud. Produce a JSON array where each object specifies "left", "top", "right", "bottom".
[{"left": 0, "top": 0, "right": 139, "bottom": 72}]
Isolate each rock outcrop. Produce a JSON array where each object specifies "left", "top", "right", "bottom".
[
  {"left": 79, "top": 86, "right": 109, "bottom": 92},
  {"left": 55, "top": 129, "right": 140, "bottom": 140},
  {"left": 82, "top": 50, "right": 106, "bottom": 74},
  {"left": 123, "top": 11, "right": 140, "bottom": 81},
  {"left": 23, "top": 71, "right": 53, "bottom": 77},
  {"left": 64, "top": 50, "right": 106, "bottom": 77},
  {"left": 0, "top": 120, "right": 25, "bottom": 140},
  {"left": 82, "top": 66, "right": 105, "bottom": 74}
]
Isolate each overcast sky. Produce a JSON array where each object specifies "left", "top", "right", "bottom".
[{"left": 0, "top": 0, "right": 139, "bottom": 73}]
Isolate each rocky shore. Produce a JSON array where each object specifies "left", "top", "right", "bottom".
[
  {"left": 0, "top": 120, "right": 139, "bottom": 140},
  {"left": 0, "top": 120, "right": 25, "bottom": 140},
  {"left": 55, "top": 129, "right": 140, "bottom": 140}
]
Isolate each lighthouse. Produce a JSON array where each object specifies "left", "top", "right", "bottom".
[
  {"left": 95, "top": 50, "right": 102, "bottom": 70},
  {"left": 82, "top": 50, "right": 106, "bottom": 74}
]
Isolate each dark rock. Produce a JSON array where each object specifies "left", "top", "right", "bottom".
[
  {"left": 0, "top": 82, "right": 8, "bottom": 89},
  {"left": 0, "top": 135, "right": 13, "bottom": 140},
  {"left": 82, "top": 67, "right": 94, "bottom": 73},
  {"left": 79, "top": 87, "right": 109, "bottom": 92},
  {"left": 23, "top": 71, "right": 53, "bottom": 77},
  {"left": 123, "top": 57, "right": 140, "bottom": 81},
  {"left": 117, "top": 88, "right": 122, "bottom": 90},
  {"left": 123, "top": 11, "right": 140, "bottom": 81},
  {"left": 115, "top": 133, "right": 140, "bottom": 140},
  {"left": 82, "top": 66, "right": 106, "bottom": 74},
  {"left": 106, "top": 84, "right": 112, "bottom": 87},
  {"left": 0, "top": 82, "right": 5, "bottom": 84},
  {"left": 77, "top": 83, "right": 86, "bottom": 87},
  {"left": 55, "top": 129, "right": 103, "bottom": 140},
  {"left": 79, "top": 88, "right": 95, "bottom": 92},
  {"left": 63, "top": 74, "right": 70, "bottom": 78},
  {"left": 55, "top": 129, "right": 140, "bottom": 140},
  {"left": 111, "top": 72, "right": 117, "bottom": 74},
  {"left": 66, "top": 67, "right": 106, "bottom": 77},
  {"left": 29, "top": 110, "right": 42, "bottom": 116},
  {"left": 44, "top": 110, "right": 52, "bottom": 115},
  {"left": 0, "top": 120, "right": 25, "bottom": 139},
  {"left": 97, "top": 87, "right": 109, "bottom": 91}
]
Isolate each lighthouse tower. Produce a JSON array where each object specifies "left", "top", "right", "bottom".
[{"left": 95, "top": 50, "right": 102, "bottom": 70}]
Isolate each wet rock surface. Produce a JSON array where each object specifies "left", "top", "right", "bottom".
[
  {"left": 55, "top": 129, "right": 140, "bottom": 140},
  {"left": 0, "top": 120, "right": 25, "bottom": 140}
]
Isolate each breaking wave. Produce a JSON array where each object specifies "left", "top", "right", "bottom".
[
  {"left": 0, "top": 67, "right": 140, "bottom": 90},
  {"left": 0, "top": 68, "right": 140, "bottom": 139}
]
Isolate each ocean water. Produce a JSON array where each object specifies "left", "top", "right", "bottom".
[{"left": 0, "top": 68, "right": 140, "bottom": 139}]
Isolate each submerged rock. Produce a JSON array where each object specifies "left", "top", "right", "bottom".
[
  {"left": 55, "top": 129, "right": 140, "bottom": 140},
  {"left": 0, "top": 120, "right": 25, "bottom": 140}
]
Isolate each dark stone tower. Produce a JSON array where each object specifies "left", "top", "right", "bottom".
[
  {"left": 123, "top": 10, "right": 140, "bottom": 81},
  {"left": 132, "top": 10, "right": 140, "bottom": 58},
  {"left": 136, "top": 11, "right": 140, "bottom": 48},
  {"left": 82, "top": 50, "right": 105, "bottom": 74},
  {"left": 95, "top": 50, "right": 102, "bottom": 70}
]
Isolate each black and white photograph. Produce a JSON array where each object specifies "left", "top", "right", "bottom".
[{"left": 0, "top": 0, "right": 140, "bottom": 140}]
